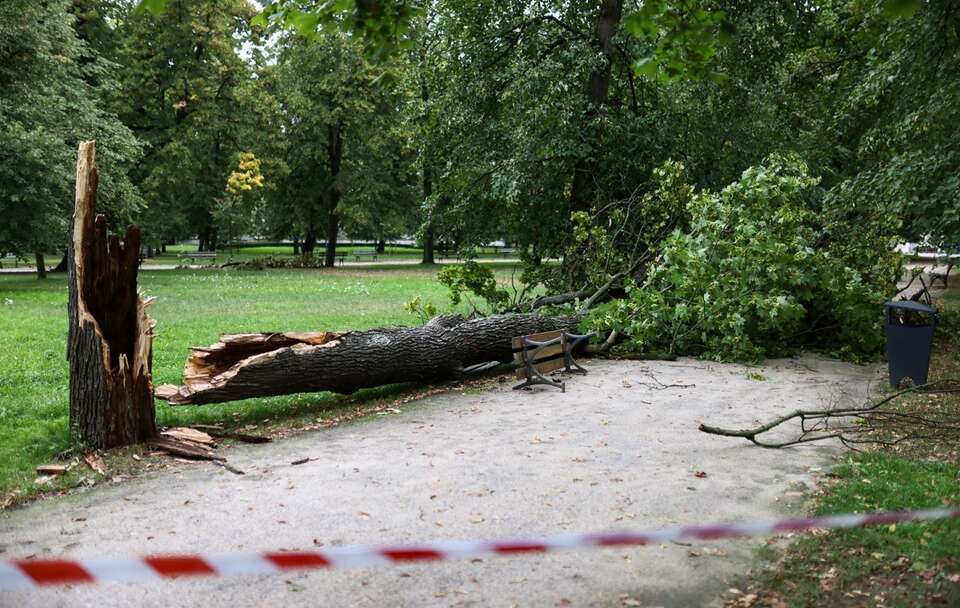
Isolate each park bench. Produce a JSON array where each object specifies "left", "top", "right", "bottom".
[
  {"left": 512, "top": 329, "right": 593, "bottom": 392},
  {"left": 930, "top": 261, "right": 956, "bottom": 289},
  {"left": 179, "top": 251, "right": 217, "bottom": 264},
  {"left": 500, "top": 246, "right": 515, "bottom": 258},
  {"left": 353, "top": 249, "right": 379, "bottom": 262}
]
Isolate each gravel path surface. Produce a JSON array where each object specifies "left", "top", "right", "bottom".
[{"left": 0, "top": 356, "right": 880, "bottom": 607}]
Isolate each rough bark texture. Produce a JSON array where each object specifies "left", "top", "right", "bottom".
[
  {"left": 157, "top": 313, "right": 580, "bottom": 406},
  {"left": 67, "top": 141, "right": 156, "bottom": 448},
  {"left": 324, "top": 121, "right": 344, "bottom": 268},
  {"left": 568, "top": 0, "right": 623, "bottom": 216},
  {"left": 420, "top": 75, "right": 436, "bottom": 266},
  {"left": 34, "top": 252, "right": 46, "bottom": 279},
  {"left": 565, "top": 0, "right": 623, "bottom": 289}
]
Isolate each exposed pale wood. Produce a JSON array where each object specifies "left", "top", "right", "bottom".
[
  {"left": 147, "top": 437, "right": 221, "bottom": 461},
  {"left": 188, "top": 425, "right": 272, "bottom": 443},
  {"left": 160, "top": 427, "right": 215, "bottom": 445},
  {"left": 35, "top": 464, "right": 68, "bottom": 476},
  {"left": 67, "top": 141, "right": 156, "bottom": 448}
]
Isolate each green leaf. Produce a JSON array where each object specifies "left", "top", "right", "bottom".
[
  {"left": 634, "top": 57, "right": 659, "bottom": 79},
  {"left": 882, "top": 0, "right": 921, "bottom": 18},
  {"left": 285, "top": 10, "right": 321, "bottom": 38},
  {"left": 136, "top": 0, "right": 167, "bottom": 17}
]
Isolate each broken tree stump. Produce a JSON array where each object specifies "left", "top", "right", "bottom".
[
  {"left": 156, "top": 313, "right": 581, "bottom": 405},
  {"left": 67, "top": 141, "right": 157, "bottom": 448}
]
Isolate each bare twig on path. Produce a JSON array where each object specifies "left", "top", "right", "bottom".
[
  {"left": 699, "top": 380, "right": 960, "bottom": 448},
  {"left": 635, "top": 372, "right": 695, "bottom": 390}
]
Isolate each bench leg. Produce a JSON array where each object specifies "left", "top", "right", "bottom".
[
  {"left": 562, "top": 332, "right": 594, "bottom": 375},
  {"left": 513, "top": 376, "right": 565, "bottom": 392},
  {"left": 512, "top": 336, "right": 565, "bottom": 392}
]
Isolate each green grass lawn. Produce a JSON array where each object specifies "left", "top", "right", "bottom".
[{"left": 0, "top": 265, "right": 521, "bottom": 499}]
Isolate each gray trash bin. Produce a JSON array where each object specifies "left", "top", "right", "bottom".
[{"left": 884, "top": 300, "right": 938, "bottom": 388}]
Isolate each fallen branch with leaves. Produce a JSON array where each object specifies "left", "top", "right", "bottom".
[{"left": 699, "top": 380, "right": 960, "bottom": 449}]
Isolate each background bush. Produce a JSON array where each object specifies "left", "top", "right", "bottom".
[{"left": 587, "top": 155, "right": 902, "bottom": 362}]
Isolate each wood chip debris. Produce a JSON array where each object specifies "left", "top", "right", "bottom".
[{"left": 35, "top": 464, "right": 68, "bottom": 476}]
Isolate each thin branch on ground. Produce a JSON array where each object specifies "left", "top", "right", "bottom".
[
  {"left": 699, "top": 379, "right": 960, "bottom": 448},
  {"left": 635, "top": 372, "right": 695, "bottom": 390}
]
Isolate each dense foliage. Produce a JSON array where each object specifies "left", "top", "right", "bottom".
[
  {"left": 0, "top": 0, "right": 141, "bottom": 260},
  {"left": 4, "top": 0, "right": 957, "bottom": 361},
  {"left": 588, "top": 156, "right": 900, "bottom": 362}
]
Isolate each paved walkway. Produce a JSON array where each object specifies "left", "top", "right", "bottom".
[
  {"left": 0, "top": 258, "right": 522, "bottom": 274},
  {"left": 1, "top": 356, "right": 880, "bottom": 607}
]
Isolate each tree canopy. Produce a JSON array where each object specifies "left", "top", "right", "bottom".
[{"left": 4, "top": 0, "right": 957, "bottom": 359}]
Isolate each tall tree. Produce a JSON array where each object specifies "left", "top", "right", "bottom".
[
  {"left": 0, "top": 0, "right": 141, "bottom": 278},
  {"left": 272, "top": 34, "right": 412, "bottom": 266},
  {"left": 117, "top": 0, "right": 256, "bottom": 251}
]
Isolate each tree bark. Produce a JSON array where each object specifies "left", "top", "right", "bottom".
[
  {"left": 324, "top": 121, "right": 344, "bottom": 268},
  {"left": 421, "top": 162, "right": 435, "bottom": 264},
  {"left": 565, "top": 0, "right": 623, "bottom": 289},
  {"left": 156, "top": 313, "right": 580, "bottom": 406},
  {"left": 422, "top": 224, "right": 435, "bottom": 265},
  {"left": 569, "top": 0, "right": 623, "bottom": 215},
  {"left": 50, "top": 249, "right": 69, "bottom": 273},
  {"left": 302, "top": 230, "right": 317, "bottom": 255},
  {"left": 67, "top": 141, "right": 156, "bottom": 448},
  {"left": 34, "top": 252, "right": 46, "bottom": 279},
  {"left": 376, "top": 239, "right": 386, "bottom": 254},
  {"left": 420, "top": 74, "right": 436, "bottom": 266}
]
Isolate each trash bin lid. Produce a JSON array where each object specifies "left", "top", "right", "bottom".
[{"left": 884, "top": 299, "right": 936, "bottom": 314}]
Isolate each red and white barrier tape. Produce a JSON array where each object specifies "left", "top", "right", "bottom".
[{"left": 2, "top": 506, "right": 957, "bottom": 590}]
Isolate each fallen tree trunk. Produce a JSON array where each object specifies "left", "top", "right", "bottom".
[
  {"left": 156, "top": 313, "right": 580, "bottom": 405},
  {"left": 68, "top": 141, "right": 157, "bottom": 448}
]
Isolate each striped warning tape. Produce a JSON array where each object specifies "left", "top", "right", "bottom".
[{"left": 1, "top": 506, "right": 957, "bottom": 590}]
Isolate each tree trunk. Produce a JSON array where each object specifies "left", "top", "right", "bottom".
[
  {"left": 422, "top": 224, "right": 435, "bottom": 264},
  {"left": 376, "top": 239, "right": 386, "bottom": 254},
  {"left": 324, "top": 121, "right": 344, "bottom": 268},
  {"left": 302, "top": 230, "right": 317, "bottom": 255},
  {"left": 420, "top": 72, "right": 436, "bottom": 266},
  {"left": 569, "top": 0, "right": 622, "bottom": 215},
  {"left": 35, "top": 252, "right": 46, "bottom": 279},
  {"left": 156, "top": 313, "right": 580, "bottom": 406},
  {"left": 421, "top": 163, "right": 435, "bottom": 264},
  {"left": 565, "top": 0, "right": 623, "bottom": 288},
  {"left": 67, "top": 141, "right": 156, "bottom": 449},
  {"left": 292, "top": 236, "right": 300, "bottom": 256},
  {"left": 50, "top": 249, "right": 69, "bottom": 273},
  {"left": 324, "top": 204, "right": 339, "bottom": 268}
]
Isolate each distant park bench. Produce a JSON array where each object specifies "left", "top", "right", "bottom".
[
  {"left": 512, "top": 329, "right": 593, "bottom": 392},
  {"left": 499, "top": 246, "right": 515, "bottom": 258},
  {"left": 0, "top": 255, "right": 20, "bottom": 269},
  {"left": 179, "top": 251, "right": 217, "bottom": 264},
  {"left": 352, "top": 249, "right": 379, "bottom": 262},
  {"left": 930, "top": 261, "right": 956, "bottom": 289}
]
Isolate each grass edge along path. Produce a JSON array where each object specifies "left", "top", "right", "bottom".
[
  {"left": 0, "top": 265, "right": 525, "bottom": 507},
  {"left": 723, "top": 290, "right": 960, "bottom": 608}
]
